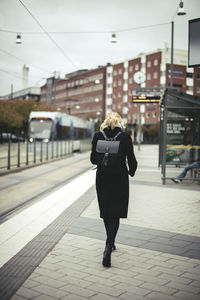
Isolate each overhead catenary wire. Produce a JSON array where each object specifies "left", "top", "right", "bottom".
[
  {"left": 0, "top": 48, "right": 52, "bottom": 74},
  {"left": 18, "top": 0, "right": 78, "bottom": 69},
  {"left": 0, "top": 21, "right": 171, "bottom": 35},
  {"left": 0, "top": 68, "right": 38, "bottom": 86}
]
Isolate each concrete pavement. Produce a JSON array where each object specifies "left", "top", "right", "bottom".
[{"left": 0, "top": 145, "right": 200, "bottom": 300}]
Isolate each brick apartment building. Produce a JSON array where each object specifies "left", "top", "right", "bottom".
[
  {"left": 105, "top": 48, "right": 200, "bottom": 127},
  {"left": 40, "top": 48, "right": 200, "bottom": 127},
  {"left": 40, "top": 67, "right": 106, "bottom": 121}
]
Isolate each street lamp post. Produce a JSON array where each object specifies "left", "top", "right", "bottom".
[
  {"left": 170, "top": 21, "right": 174, "bottom": 88},
  {"left": 170, "top": 0, "right": 186, "bottom": 89},
  {"left": 133, "top": 71, "right": 146, "bottom": 151},
  {"left": 138, "top": 104, "right": 145, "bottom": 151}
]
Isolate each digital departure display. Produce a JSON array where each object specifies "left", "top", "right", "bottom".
[{"left": 132, "top": 96, "right": 160, "bottom": 103}]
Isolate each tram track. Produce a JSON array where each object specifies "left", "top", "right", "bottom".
[
  {"left": 0, "top": 152, "right": 89, "bottom": 191},
  {"left": 0, "top": 152, "right": 93, "bottom": 222}
]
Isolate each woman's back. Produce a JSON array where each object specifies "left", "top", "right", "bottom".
[{"left": 91, "top": 126, "right": 137, "bottom": 176}]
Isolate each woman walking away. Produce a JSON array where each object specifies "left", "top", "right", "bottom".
[{"left": 90, "top": 112, "right": 137, "bottom": 267}]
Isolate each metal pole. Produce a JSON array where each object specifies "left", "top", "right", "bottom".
[
  {"left": 7, "top": 140, "right": 11, "bottom": 169},
  {"left": 46, "top": 142, "right": 49, "bottom": 160},
  {"left": 159, "top": 109, "right": 163, "bottom": 168},
  {"left": 138, "top": 105, "right": 141, "bottom": 151},
  {"left": 17, "top": 140, "right": 20, "bottom": 167},
  {"left": 40, "top": 141, "right": 43, "bottom": 162},
  {"left": 26, "top": 140, "right": 28, "bottom": 165},
  {"left": 80, "top": 140, "right": 82, "bottom": 152},
  {"left": 10, "top": 84, "right": 13, "bottom": 100},
  {"left": 61, "top": 141, "right": 63, "bottom": 157},
  {"left": 162, "top": 108, "right": 167, "bottom": 184},
  {"left": 52, "top": 141, "right": 54, "bottom": 159},
  {"left": 170, "top": 21, "right": 174, "bottom": 88},
  {"left": 56, "top": 141, "right": 58, "bottom": 158},
  {"left": 131, "top": 116, "right": 134, "bottom": 145},
  {"left": 34, "top": 140, "right": 36, "bottom": 163}
]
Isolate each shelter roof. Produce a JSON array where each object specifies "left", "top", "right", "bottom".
[{"left": 162, "top": 89, "right": 200, "bottom": 117}]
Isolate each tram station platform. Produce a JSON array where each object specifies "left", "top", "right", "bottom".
[{"left": 0, "top": 145, "right": 200, "bottom": 300}]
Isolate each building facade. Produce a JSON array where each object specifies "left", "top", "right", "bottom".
[
  {"left": 105, "top": 48, "right": 200, "bottom": 127},
  {"left": 40, "top": 67, "right": 106, "bottom": 121},
  {"left": 40, "top": 48, "right": 200, "bottom": 127},
  {"left": 2, "top": 87, "right": 40, "bottom": 102}
]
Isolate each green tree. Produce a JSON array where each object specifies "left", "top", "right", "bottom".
[{"left": 0, "top": 100, "right": 55, "bottom": 136}]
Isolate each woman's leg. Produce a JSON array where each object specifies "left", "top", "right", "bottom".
[
  {"left": 102, "top": 218, "right": 120, "bottom": 267},
  {"left": 103, "top": 218, "right": 120, "bottom": 246}
]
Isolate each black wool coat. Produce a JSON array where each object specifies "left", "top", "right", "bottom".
[{"left": 90, "top": 127, "right": 137, "bottom": 219}]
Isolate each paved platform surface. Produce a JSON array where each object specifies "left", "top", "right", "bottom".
[{"left": 0, "top": 145, "right": 200, "bottom": 300}]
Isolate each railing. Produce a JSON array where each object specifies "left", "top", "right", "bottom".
[{"left": 0, "top": 139, "right": 91, "bottom": 171}]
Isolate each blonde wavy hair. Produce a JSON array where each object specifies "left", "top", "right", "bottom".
[{"left": 100, "top": 112, "right": 125, "bottom": 131}]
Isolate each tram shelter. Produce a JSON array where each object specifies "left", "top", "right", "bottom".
[{"left": 159, "top": 89, "right": 200, "bottom": 184}]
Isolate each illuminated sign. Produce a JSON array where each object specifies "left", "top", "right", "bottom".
[{"left": 132, "top": 96, "right": 160, "bottom": 103}]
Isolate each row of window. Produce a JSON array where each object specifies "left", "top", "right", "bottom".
[
  {"left": 113, "top": 92, "right": 122, "bottom": 98},
  {"left": 66, "top": 72, "right": 200, "bottom": 91},
  {"left": 111, "top": 72, "right": 200, "bottom": 84},
  {"left": 109, "top": 72, "right": 159, "bottom": 87},
  {"left": 110, "top": 70, "right": 199, "bottom": 79},
  {"left": 68, "top": 96, "right": 102, "bottom": 104},
  {"left": 147, "top": 59, "right": 159, "bottom": 67},
  {"left": 113, "top": 64, "right": 140, "bottom": 76},
  {"left": 67, "top": 85, "right": 102, "bottom": 97},
  {"left": 66, "top": 72, "right": 199, "bottom": 92},
  {"left": 112, "top": 103, "right": 122, "bottom": 110},
  {"left": 56, "top": 84, "right": 67, "bottom": 91},
  {"left": 66, "top": 79, "right": 84, "bottom": 88},
  {"left": 196, "top": 87, "right": 200, "bottom": 93},
  {"left": 71, "top": 106, "right": 102, "bottom": 114},
  {"left": 127, "top": 102, "right": 158, "bottom": 108},
  {"left": 147, "top": 72, "right": 159, "bottom": 80},
  {"left": 66, "top": 78, "right": 101, "bottom": 89},
  {"left": 111, "top": 74, "right": 159, "bottom": 87},
  {"left": 128, "top": 64, "right": 140, "bottom": 72},
  {"left": 113, "top": 69, "right": 123, "bottom": 76},
  {"left": 126, "top": 111, "right": 157, "bottom": 120},
  {"left": 186, "top": 72, "right": 200, "bottom": 78},
  {"left": 127, "top": 112, "right": 157, "bottom": 118},
  {"left": 113, "top": 80, "right": 122, "bottom": 87},
  {"left": 146, "top": 112, "right": 157, "bottom": 118}
]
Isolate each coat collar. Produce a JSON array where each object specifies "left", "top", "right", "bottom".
[{"left": 103, "top": 126, "right": 122, "bottom": 138}]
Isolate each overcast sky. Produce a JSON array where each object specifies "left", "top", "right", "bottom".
[{"left": 0, "top": 0, "right": 199, "bottom": 96}]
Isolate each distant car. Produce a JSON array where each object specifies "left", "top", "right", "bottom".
[{"left": 0, "top": 133, "right": 24, "bottom": 142}]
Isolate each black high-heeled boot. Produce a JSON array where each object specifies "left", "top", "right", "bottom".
[
  {"left": 106, "top": 240, "right": 116, "bottom": 251},
  {"left": 102, "top": 244, "right": 113, "bottom": 267}
]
